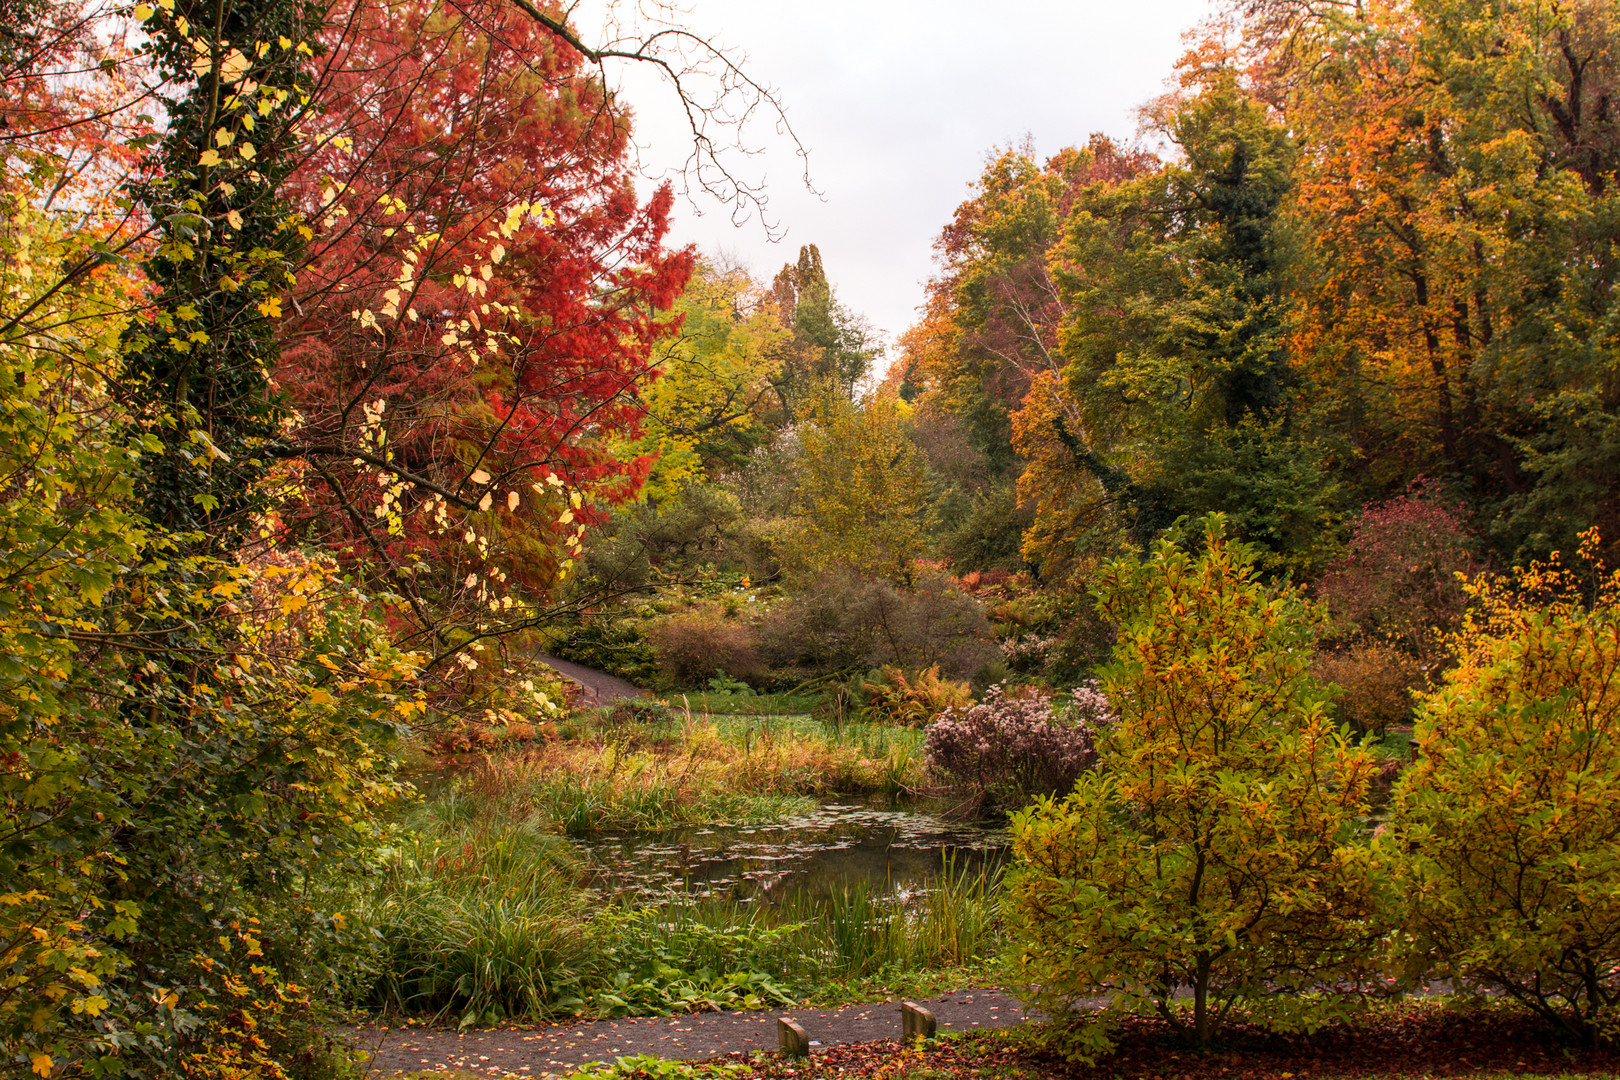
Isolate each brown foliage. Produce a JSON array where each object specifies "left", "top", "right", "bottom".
[
  {"left": 1312, "top": 642, "right": 1428, "bottom": 737},
  {"left": 648, "top": 609, "right": 762, "bottom": 687}
]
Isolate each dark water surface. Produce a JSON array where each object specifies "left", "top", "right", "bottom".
[{"left": 569, "top": 800, "right": 1008, "bottom": 902}]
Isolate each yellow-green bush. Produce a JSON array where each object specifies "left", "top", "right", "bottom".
[
  {"left": 1393, "top": 529, "right": 1620, "bottom": 1045},
  {"left": 1008, "top": 517, "right": 1382, "bottom": 1058}
]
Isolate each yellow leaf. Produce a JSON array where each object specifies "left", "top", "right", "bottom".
[
  {"left": 507, "top": 490, "right": 519, "bottom": 512},
  {"left": 309, "top": 689, "right": 334, "bottom": 705},
  {"left": 134, "top": 3, "right": 153, "bottom": 19},
  {"left": 238, "top": 142, "right": 256, "bottom": 160},
  {"left": 31, "top": 1054, "right": 51, "bottom": 1077},
  {"left": 226, "top": 209, "right": 243, "bottom": 229},
  {"left": 214, "top": 128, "right": 235, "bottom": 147},
  {"left": 198, "top": 149, "right": 222, "bottom": 167},
  {"left": 219, "top": 48, "right": 250, "bottom": 83}
]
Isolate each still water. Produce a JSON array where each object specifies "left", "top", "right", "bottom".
[{"left": 568, "top": 800, "right": 1008, "bottom": 903}]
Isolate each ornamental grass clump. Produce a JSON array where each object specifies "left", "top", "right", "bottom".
[
  {"left": 1392, "top": 528, "right": 1620, "bottom": 1046},
  {"left": 924, "top": 684, "right": 1106, "bottom": 810}
]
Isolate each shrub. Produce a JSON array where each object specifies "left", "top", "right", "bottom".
[
  {"left": 604, "top": 699, "right": 677, "bottom": 729},
  {"left": 579, "top": 481, "right": 747, "bottom": 591},
  {"left": 648, "top": 610, "right": 762, "bottom": 688},
  {"left": 551, "top": 616, "right": 661, "bottom": 685},
  {"left": 756, "top": 563, "right": 995, "bottom": 680},
  {"left": 860, "top": 665, "right": 975, "bottom": 726},
  {"left": 1392, "top": 529, "right": 1620, "bottom": 1046},
  {"left": 1008, "top": 516, "right": 1382, "bottom": 1057},
  {"left": 1312, "top": 641, "right": 1429, "bottom": 736},
  {"left": 987, "top": 580, "right": 1114, "bottom": 684},
  {"left": 925, "top": 683, "right": 1106, "bottom": 810},
  {"left": 1317, "top": 480, "right": 1484, "bottom": 656}
]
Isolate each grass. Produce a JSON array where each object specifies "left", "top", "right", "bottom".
[
  {"left": 355, "top": 773, "right": 1004, "bottom": 1025},
  {"left": 663, "top": 690, "right": 827, "bottom": 717},
  {"left": 362, "top": 805, "right": 597, "bottom": 1021},
  {"left": 546, "top": 709, "right": 928, "bottom": 808},
  {"left": 351, "top": 705, "right": 986, "bottom": 1024}
]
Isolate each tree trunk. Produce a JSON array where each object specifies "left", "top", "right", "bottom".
[{"left": 1194, "top": 953, "right": 1213, "bottom": 1047}]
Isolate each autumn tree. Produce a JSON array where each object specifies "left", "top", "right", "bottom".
[
  {"left": 1043, "top": 73, "right": 1338, "bottom": 575},
  {"left": 276, "top": 0, "right": 695, "bottom": 675},
  {"left": 765, "top": 243, "right": 878, "bottom": 418},
  {"left": 1275, "top": 0, "right": 1620, "bottom": 559},
  {"left": 1009, "top": 516, "right": 1382, "bottom": 1057},
  {"left": 909, "top": 136, "right": 1155, "bottom": 473},
  {"left": 901, "top": 137, "right": 1156, "bottom": 574},
  {"left": 780, "top": 387, "right": 933, "bottom": 582},
  {"left": 577, "top": 261, "right": 785, "bottom": 591},
  {"left": 2, "top": 1, "right": 423, "bottom": 1074},
  {"left": 617, "top": 259, "right": 787, "bottom": 499}
]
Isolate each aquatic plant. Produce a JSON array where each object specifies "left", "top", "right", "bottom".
[{"left": 355, "top": 796, "right": 1005, "bottom": 1023}]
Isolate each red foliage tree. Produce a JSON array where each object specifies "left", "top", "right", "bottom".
[
  {"left": 1316, "top": 480, "right": 1486, "bottom": 656},
  {"left": 275, "top": 0, "right": 693, "bottom": 659}
]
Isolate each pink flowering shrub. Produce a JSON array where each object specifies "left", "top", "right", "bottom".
[{"left": 924, "top": 683, "right": 1110, "bottom": 810}]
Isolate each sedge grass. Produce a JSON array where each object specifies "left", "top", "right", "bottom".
[
  {"left": 555, "top": 709, "right": 927, "bottom": 801},
  {"left": 363, "top": 808, "right": 594, "bottom": 1022},
  {"left": 357, "top": 796, "right": 1004, "bottom": 1023}
]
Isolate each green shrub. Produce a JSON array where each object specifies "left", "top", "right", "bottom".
[
  {"left": 1392, "top": 530, "right": 1620, "bottom": 1046},
  {"left": 551, "top": 616, "right": 661, "bottom": 685},
  {"left": 1008, "top": 516, "right": 1382, "bottom": 1058}
]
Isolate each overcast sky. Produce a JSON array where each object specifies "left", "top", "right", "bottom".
[{"left": 603, "top": 0, "right": 1214, "bottom": 371}]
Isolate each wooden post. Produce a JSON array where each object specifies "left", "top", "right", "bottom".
[
  {"left": 778, "top": 1017, "right": 810, "bottom": 1057},
  {"left": 901, "top": 1001, "right": 937, "bottom": 1041}
]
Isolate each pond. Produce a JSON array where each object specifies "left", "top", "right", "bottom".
[{"left": 569, "top": 799, "right": 1008, "bottom": 903}]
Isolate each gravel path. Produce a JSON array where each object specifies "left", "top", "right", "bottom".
[
  {"left": 351, "top": 990, "right": 1035, "bottom": 1077},
  {"left": 537, "top": 653, "right": 646, "bottom": 707}
]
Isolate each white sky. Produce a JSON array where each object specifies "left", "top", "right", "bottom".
[{"left": 603, "top": 0, "right": 1215, "bottom": 369}]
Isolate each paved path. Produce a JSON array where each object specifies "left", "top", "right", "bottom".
[
  {"left": 537, "top": 654, "right": 646, "bottom": 707},
  {"left": 351, "top": 990, "right": 1030, "bottom": 1077}
]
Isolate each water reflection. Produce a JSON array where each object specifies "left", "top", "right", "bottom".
[{"left": 569, "top": 800, "right": 1007, "bottom": 903}]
